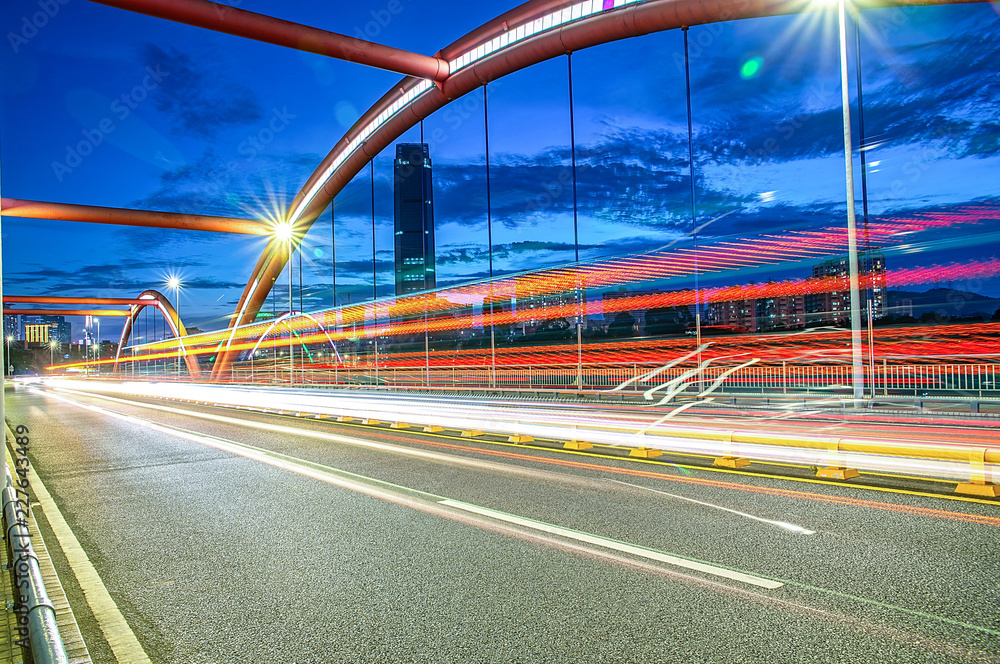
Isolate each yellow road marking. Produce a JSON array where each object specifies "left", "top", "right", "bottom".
[
  {"left": 77, "top": 391, "right": 1000, "bottom": 507},
  {"left": 331, "top": 421, "right": 1000, "bottom": 506},
  {"left": 274, "top": 414, "right": 997, "bottom": 505}
]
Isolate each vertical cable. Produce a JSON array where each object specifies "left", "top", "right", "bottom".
[
  {"left": 299, "top": 242, "right": 304, "bottom": 383},
  {"left": 568, "top": 52, "right": 583, "bottom": 389},
  {"left": 855, "top": 13, "right": 871, "bottom": 252},
  {"left": 837, "top": 0, "right": 866, "bottom": 402},
  {"left": 371, "top": 159, "right": 379, "bottom": 384},
  {"left": 331, "top": 200, "right": 337, "bottom": 308},
  {"left": 683, "top": 27, "right": 703, "bottom": 376},
  {"left": 288, "top": 238, "right": 294, "bottom": 385},
  {"left": 331, "top": 199, "right": 339, "bottom": 385},
  {"left": 271, "top": 277, "right": 277, "bottom": 383},
  {"left": 484, "top": 86, "right": 494, "bottom": 284},
  {"left": 484, "top": 84, "right": 496, "bottom": 387},
  {"left": 331, "top": 199, "right": 339, "bottom": 384},
  {"left": 421, "top": 119, "right": 431, "bottom": 387},
  {"left": 854, "top": 10, "right": 876, "bottom": 397}
]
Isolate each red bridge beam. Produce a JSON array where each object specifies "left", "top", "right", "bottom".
[
  {"left": 86, "top": 0, "right": 450, "bottom": 81},
  {"left": 5, "top": 296, "right": 151, "bottom": 306},
  {"left": 4, "top": 309, "right": 130, "bottom": 317},
  {"left": 1, "top": 198, "right": 271, "bottom": 235}
]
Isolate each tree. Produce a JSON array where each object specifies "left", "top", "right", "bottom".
[
  {"left": 532, "top": 318, "right": 572, "bottom": 342},
  {"left": 607, "top": 312, "right": 636, "bottom": 338},
  {"left": 644, "top": 306, "right": 693, "bottom": 336}
]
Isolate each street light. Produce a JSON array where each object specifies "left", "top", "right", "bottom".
[
  {"left": 6, "top": 335, "right": 13, "bottom": 377},
  {"left": 94, "top": 317, "right": 100, "bottom": 375},
  {"left": 48, "top": 339, "right": 58, "bottom": 372},
  {"left": 816, "top": 0, "right": 865, "bottom": 400},
  {"left": 166, "top": 277, "right": 182, "bottom": 379},
  {"left": 273, "top": 221, "right": 295, "bottom": 385}
]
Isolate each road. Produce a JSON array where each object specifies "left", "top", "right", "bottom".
[{"left": 6, "top": 383, "right": 1000, "bottom": 663}]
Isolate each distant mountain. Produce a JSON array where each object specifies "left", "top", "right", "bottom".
[{"left": 887, "top": 288, "right": 1000, "bottom": 319}]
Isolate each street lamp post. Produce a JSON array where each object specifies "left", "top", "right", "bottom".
[
  {"left": 288, "top": 235, "right": 294, "bottom": 385},
  {"left": 48, "top": 339, "right": 57, "bottom": 372},
  {"left": 835, "top": 0, "right": 866, "bottom": 402},
  {"left": 166, "top": 277, "right": 182, "bottom": 379},
  {"left": 5, "top": 335, "right": 12, "bottom": 377},
  {"left": 273, "top": 222, "right": 295, "bottom": 386},
  {"left": 94, "top": 318, "right": 100, "bottom": 376}
]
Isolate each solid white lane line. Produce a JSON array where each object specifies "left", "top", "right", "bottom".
[
  {"left": 612, "top": 480, "right": 816, "bottom": 535},
  {"left": 438, "top": 499, "right": 785, "bottom": 590}
]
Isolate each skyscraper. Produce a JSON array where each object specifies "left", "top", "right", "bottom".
[
  {"left": 3, "top": 315, "right": 17, "bottom": 342},
  {"left": 393, "top": 143, "right": 435, "bottom": 296},
  {"left": 805, "top": 249, "right": 886, "bottom": 325}
]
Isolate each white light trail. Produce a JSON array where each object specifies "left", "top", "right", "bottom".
[
  {"left": 39, "top": 388, "right": 784, "bottom": 591},
  {"left": 45, "top": 380, "right": 992, "bottom": 483},
  {"left": 611, "top": 480, "right": 816, "bottom": 535}
]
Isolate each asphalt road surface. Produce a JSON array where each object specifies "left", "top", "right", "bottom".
[{"left": 6, "top": 384, "right": 1000, "bottom": 664}]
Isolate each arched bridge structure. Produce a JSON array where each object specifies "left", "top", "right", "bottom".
[
  {"left": 209, "top": 0, "right": 983, "bottom": 380},
  {"left": 113, "top": 290, "right": 202, "bottom": 379}
]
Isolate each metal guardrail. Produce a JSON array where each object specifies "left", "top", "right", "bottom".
[{"left": 2, "top": 431, "right": 69, "bottom": 664}]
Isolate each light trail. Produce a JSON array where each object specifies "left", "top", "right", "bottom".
[
  {"left": 43, "top": 382, "right": 1000, "bottom": 523},
  {"left": 437, "top": 499, "right": 783, "bottom": 589},
  {"left": 48, "top": 201, "right": 1000, "bottom": 373},
  {"left": 609, "top": 480, "right": 817, "bottom": 535},
  {"left": 39, "top": 388, "right": 784, "bottom": 590},
  {"left": 45, "top": 379, "right": 1000, "bottom": 485}
]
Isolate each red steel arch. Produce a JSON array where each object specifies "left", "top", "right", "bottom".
[
  {"left": 113, "top": 290, "right": 202, "bottom": 378},
  {"left": 213, "top": 0, "right": 983, "bottom": 379}
]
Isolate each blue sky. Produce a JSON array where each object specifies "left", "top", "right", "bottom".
[{"left": 1, "top": 0, "right": 999, "bottom": 340}]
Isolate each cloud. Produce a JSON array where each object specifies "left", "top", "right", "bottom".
[
  {"left": 143, "top": 44, "right": 264, "bottom": 139},
  {"left": 132, "top": 149, "right": 323, "bottom": 219},
  {"left": 5, "top": 263, "right": 244, "bottom": 294},
  {"left": 689, "top": 15, "right": 1000, "bottom": 163}
]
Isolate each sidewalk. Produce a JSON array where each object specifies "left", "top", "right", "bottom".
[{"left": 2, "top": 429, "right": 91, "bottom": 664}]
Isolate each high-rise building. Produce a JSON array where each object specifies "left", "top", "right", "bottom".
[
  {"left": 755, "top": 292, "right": 805, "bottom": 332},
  {"left": 805, "top": 249, "right": 886, "bottom": 325},
  {"left": 20, "top": 315, "right": 70, "bottom": 345},
  {"left": 704, "top": 285, "right": 804, "bottom": 333},
  {"left": 3, "top": 315, "right": 17, "bottom": 342},
  {"left": 706, "top": 298, "right": 758, "bottom": 332},
  {"left": 42, "top": 316, "right": 72, "bottom": 344},
  {"left": 393, "top": 143, "right": 435, "bottom": 296},
  {"left": 24, "top": 324, "right": 50, "bottom": 344}
]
